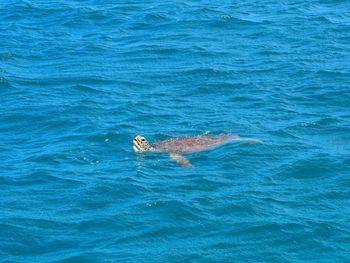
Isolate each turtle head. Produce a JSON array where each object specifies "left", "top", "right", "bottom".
[{"left": 133, "top": 135, "right": 153, "bottom": 152}]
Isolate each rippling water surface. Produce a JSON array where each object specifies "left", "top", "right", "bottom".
[{"left": 1, "top": 0, "right": 350, "bottom": 262}]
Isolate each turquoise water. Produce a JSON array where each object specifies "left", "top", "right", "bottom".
[{"left": 1, "top": 0, "right": 350, "bottom": 262}]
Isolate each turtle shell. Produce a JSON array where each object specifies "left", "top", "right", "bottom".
[{"left": 153, "top": 134, "right": 239, "bottom": 154}]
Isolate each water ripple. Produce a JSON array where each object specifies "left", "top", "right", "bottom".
[{"left": 1, "top": 0, "right": 350, "bottom": 262}]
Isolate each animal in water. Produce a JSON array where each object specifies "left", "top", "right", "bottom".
[{"left": 133, "top": 133, "right": 261, "bottom": 167}]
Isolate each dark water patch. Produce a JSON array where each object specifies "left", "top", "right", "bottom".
[
  {"left": 276, "top": 156, "right": 341, "bottom": 180},
  {"left": 1, "top": 170, "right": 84, "bottom": 188}
]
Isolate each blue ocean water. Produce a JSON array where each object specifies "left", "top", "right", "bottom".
[{"left": 1, "top": 0, "right": 350, "bottom": 262}]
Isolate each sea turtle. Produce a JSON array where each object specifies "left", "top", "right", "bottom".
[{"left": 133, "top": 133, "right": 261, "bottom": 167}]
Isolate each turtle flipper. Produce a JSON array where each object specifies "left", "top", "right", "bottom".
[
  {"left": 237, "top": 137, "right": 262, "bottom": 144},
  {"left": 169, "top": 153, "right": 193, "bottom": 168}
]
